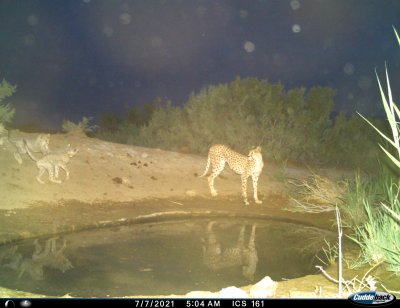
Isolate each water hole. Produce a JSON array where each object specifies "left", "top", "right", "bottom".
[{"left": 0, "top": 218, "right": 336, "bottom": 297}]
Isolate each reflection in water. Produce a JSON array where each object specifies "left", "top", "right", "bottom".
[
  {"left": 0, "top": 245, "right": 22, "bottom": 270},
  {"left": 0, "top": 237, "right": 73, "bottom": 281},
  {"left": 202, "top": 221, "right": 258, "bottom": 281},
  {"left": 0, "top": 219, "right": 335, "bottom": 297}
]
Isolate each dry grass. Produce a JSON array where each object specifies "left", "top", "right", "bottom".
[
  {"left": 316, "top": 263, "right": 380, "bottom": 297},
  {"left": 286, "top": 173, "right": 347, "bottom": 213}
]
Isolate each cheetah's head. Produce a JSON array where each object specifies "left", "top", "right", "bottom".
[
  {"left": 37, "top": 134, "right": 51, "bottom": 153},
  {"left": 248, "top": 146, "right": 262, "bottom": 161},
  {"left": 65, "top": 144, "right": 79, "bottom": 157}
]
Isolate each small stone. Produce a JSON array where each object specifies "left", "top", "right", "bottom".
[
  {"left": 185, "top": 190, "right": 196, "bottom": 197},
  {"left": 219, "top": 286, "right": 249, "bottom": 298},
  {"left": 112, "top": 177, "right": 122, "bottom": 184},
  {"left": 249, "top": 276, "right": 277, "bottom": 298},
  {"left": 121, "top": 177, "right": 131, "bottom": 185}
]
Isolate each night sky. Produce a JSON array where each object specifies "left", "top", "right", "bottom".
[{"left": 1, "top": 0, "right": 399, "bottom": 130}]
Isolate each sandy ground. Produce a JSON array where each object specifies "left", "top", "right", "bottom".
[
  {"left": 0, "top": 131, "right": 360, "bottom": 298},
  {"left": 0, "top": 131, "right": 343, "bottom": 239},
  {"left": 2, "top": 131, "right": 297, "bottom": 208}
]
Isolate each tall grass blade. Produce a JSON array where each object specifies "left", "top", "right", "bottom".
[
  {"left": 393, "top": 26, "right": 400, "bottom": 46},
  {"left": 379, "top": 145, "right": 400, "bottom": 169},
  {"left": 357, "top": 112, "right": 397, "bottom": 149}
]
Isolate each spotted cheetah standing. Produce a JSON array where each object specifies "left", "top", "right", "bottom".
[{"left": 199, "top": 144, "right": 264, "bottom": 205}]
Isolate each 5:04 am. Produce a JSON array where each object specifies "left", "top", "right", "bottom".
[{"left": 186, "top": 300, "right": 220, "bottom": 307}]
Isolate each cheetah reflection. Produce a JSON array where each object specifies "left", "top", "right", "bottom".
[
  {"left": 202, "top": 221, "right": 258, "bottom": 281},
  {"left": 18, "top": 237, "right": 73, "bottom": 280}
]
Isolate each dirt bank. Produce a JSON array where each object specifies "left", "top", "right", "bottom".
[{"left": 0, "top": 131, "right": 356, "bottom": 298}]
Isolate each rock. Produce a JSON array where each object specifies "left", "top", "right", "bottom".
[
  {"left": 121, "top": 177, "right": 131, "bottom": 185},
  {"left": 185, "top": 190, "right": 197, "bottom": 197},
  {"left": 219, "top": 287, "right": 249, "bottom": 298},
  {"left": 141, "top": 152, "right": 149, "bottom": 159},
  {"left": 112, "top": 177, "right": 122, "bottom": 184},
  {"left": 249, "top": 276, "right": 277, "bottom": 298}
]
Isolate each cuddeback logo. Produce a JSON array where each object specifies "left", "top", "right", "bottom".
[{"left": 348, "top": 291, "right": 396, "bottom": 306}]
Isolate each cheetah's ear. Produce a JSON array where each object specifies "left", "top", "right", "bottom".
[{"left": 251, "top": 145, "right": 262, "bottom": 151}]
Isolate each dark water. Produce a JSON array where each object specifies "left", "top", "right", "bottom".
[{"left": 0, "top": 218, "right": 335, "bottom": 297}]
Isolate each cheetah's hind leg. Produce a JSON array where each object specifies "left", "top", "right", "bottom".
[
  {"left": 208, "top": 160, "right": 225, "bottom": 197},
  {"left": 48, "top": 167, "right": 62, "bottom": 184}
]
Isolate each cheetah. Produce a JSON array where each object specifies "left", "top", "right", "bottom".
[
  {"left": 24, "top": 141, "right": 79, "bottom": 184},
  {"left": 199, "top": 144, "right": 264, "bottom": 205},
  {"left": 8, "top": 129, "right": 50, "bottom": 164}
]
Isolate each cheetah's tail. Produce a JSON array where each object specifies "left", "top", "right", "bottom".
[
  {"left": 23, "top": 139, "right": 38, "bottom": 162},
  {"left": 7, "top": 128, "right": 17, "bottom": 145},
  {"left": 198, "top": 155, "right": 210, "bottom": 177}
]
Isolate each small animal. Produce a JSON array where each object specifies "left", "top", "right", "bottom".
[
  {"left": 24, "top": 141, "right": 79, "bottom": 184},
  {"left": 8, "top": 129, "right": 50, "bottom": 164},
  {"left": 199, "top": 144, "right": 264, "bottom": 205}
]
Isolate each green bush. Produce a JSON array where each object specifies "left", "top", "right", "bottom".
[
  {"left": 349, "top": 27, "right": 400, "bottom": 274},
  {"left": 96, "top": 101, "right": 156, "bottom": 144},
  {"left": 137, "top": 101, "right": 191, "bottom": 151},
  {"left": 341, "top": 166, "right": 394, "bottom": 227},
  {"left": 62, "top": 116, "right": 97, "bottom": 134},
  {"left": 322, "top": 113, "right": 384, "bottom": 167},
  {"left": 0, "top": 79, "right": 16, "bottom": 125},
  {"left": 95, "top": 77, "right": 383, "bottom": 169},
  {"left": 349, "top": 181, "right": 400, "bottom": 273},
  {"left": 128, "top": 77, "right": 380, "bottom": 169}
]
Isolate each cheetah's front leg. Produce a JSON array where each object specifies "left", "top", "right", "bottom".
[
  {"left": 241, "top": 174, "right": 250, "bottom": 206},
  {"left": 58, "top": 164, "right": 70, "bottom": 180},
  {"left": 237, "top": 225, "right": 246, "bottom": 246},
  {"left": 252, "top": 175, "right": 262, "bottom": 204},
  {"left": 208, "top": 175, "right": 218, "bottom": 197},
  {"left": 36, "top": 167, "right": 46, "bottom": 184}
]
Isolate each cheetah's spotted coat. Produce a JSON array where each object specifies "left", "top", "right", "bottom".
[{"left": 200, "top": 144, "right": 264, "bottom": 205}]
